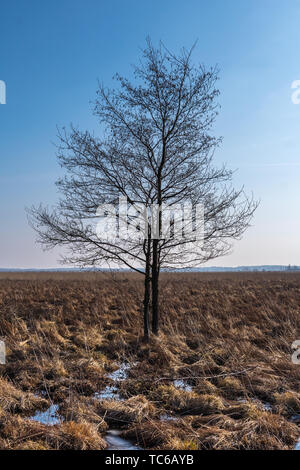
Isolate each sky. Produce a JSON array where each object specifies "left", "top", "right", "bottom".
[{"left": 1, "top": 0, "right": 300, "bottom": 268}]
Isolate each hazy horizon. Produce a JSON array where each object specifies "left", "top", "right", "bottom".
[{"left": 0, "top": 264, "right": 298, "bottom": 271}]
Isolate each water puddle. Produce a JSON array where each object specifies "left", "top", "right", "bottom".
[
  {"left": 94, "top": 385, "right": 123, "bottom": 401},
  {"left": 106, "top": 429, "right": 143, "bottom": 450},
  {"left": 108, "top": 363, "right": 131, "bottom": 381},
  {"left": 291, "top": 415, "right": 300, "bottom": 424},
  {"left": 95, "top": 362, "right": 132, "bottom": 402},
  {"left": 97, "top": 362, "right": 144, "bottom": 449},
  {"left": 29, "top": 404, "right": 62, "bottom": 426},
  {"left": 160, "top": 413, "right": 178, "bottom": 421},
  {"left": 173, "top": 379, "right": 193, "bottom": 392},
  {"left": 291, "top": 416, "right": 300, "bottom": 449},
  {"left": 261, "top": 401, "right": 272, "bottom": 412}
]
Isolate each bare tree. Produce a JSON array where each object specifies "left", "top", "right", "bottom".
[
  {"left": 28, "top": 39, "right": 258, "bottom": 339},
  {"left": 28, "top": 124, "right": 154, "bottom": 340}
]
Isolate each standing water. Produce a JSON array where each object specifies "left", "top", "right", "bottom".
[
  {"left": 94, "top": 362, "right": 131, "bottom": 401},
  {"left": 106, "top": 430, "right": 143, "bottom": 450},
  {"left": 107, "top": 363, "right": 131, "bottom": 381},
  {"left": 29, "top": 404, "right": 62, "bottom": 425},
  {"left": 94, "top": 385, "right": 122, "bottom": 401},
  {"left": 173, "top": 379, "right": 193, "bottom": 392}
]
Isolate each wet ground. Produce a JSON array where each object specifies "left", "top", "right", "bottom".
[
  {"left": 29, "top": 404, "right": 62, "bottom": 426},
  {"left": 28, "top": 362, "right": 145, "bottom": 449},
  {"left": 28, "top": 362, "right": 300, "bottom": 450},
  {"left": 105, "top": 429, "right": 143, "bottom": 450}
]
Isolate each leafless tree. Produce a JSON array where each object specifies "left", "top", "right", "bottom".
[
  {"left": 28, "top": 123, "right": 154, "bottom": 339},
  {"left": 28, "top": 39, "right": 258, "bottom": 340}
]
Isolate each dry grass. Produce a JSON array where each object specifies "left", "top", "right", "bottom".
[
  {"left": 97, "top": 395, "right": 157, "bottom": 425},
  {"left": 149, "top": 384, "right": 225, "bottom": 414},
  {"left": 0, "top": 377, "right": 48, "bottom": 413},
  {"left": 0, "top": 271, "right": 300, "bottom": 449},
  {"left": 0, "top": 409, "right": 107, "bottom": 450}
]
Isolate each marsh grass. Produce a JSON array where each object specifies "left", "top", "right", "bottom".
[{"left": 0, "top": 271, "right": 300, "bottom": 449}]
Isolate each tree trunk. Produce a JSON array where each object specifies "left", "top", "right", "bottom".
[
  {"left": 143, "top": 263, "right": 150, "bottom": 341},
  {"left": 143, "top": 234, "right": 151, "bottom": 341},
  {"left": 151, "top": 239, "right": 159, "bottom": 335},
  {"left": 152, "top": 140, "right": 163, "bottom": 335}
]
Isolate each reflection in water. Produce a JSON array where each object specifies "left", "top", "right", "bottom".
[
  {"left": 291, "top": 415, "right": 300, "bottom": 424},
  {"left": 261, "top": 401, "right": 272, "bottom": 411},
  {"left": 160, "top": 413, "right": 178, "bottom": 421},
  {"left": 106, "top": 429, "right": 143, "bottom": 450},
  {"left": 29, "top": 404, "right": 62, "bottom": 425},
  {"left": 94, "top": 385, "right": 123, "bottom": 401},
  {"left": 173, "top": 379, "right": 193, "bottom": 392},
  {"left": 95, "top": 362, "right": 131, "bottom": 401},
  {"left": 95, "top": 362, "right": 143, "bottom": 449},
  {"left": 108, "top": 363, "right": 131, "bottom": 381},
  {"left": 292, "top": 415, "right": 300, "bottom": 450}
]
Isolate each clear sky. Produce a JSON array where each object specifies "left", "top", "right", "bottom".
[{"left": 1, "top": 0, "right": 300, "bottom": 268}]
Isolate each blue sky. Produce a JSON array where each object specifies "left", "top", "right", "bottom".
[{"left": 1, "top": 0, "right": 300, "bottom": 268}]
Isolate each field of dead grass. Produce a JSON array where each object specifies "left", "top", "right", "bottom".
[{"left": 0, "top": 271, "right": 300, "bottom": 450}]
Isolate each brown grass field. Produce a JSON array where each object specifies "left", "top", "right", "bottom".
[{"left": 0, "top": 271, "right": 300, "bottom": 450}]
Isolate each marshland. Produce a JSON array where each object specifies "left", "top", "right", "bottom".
[{"left": 0, "top": 271, "right": 300, "bottom": 450}]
